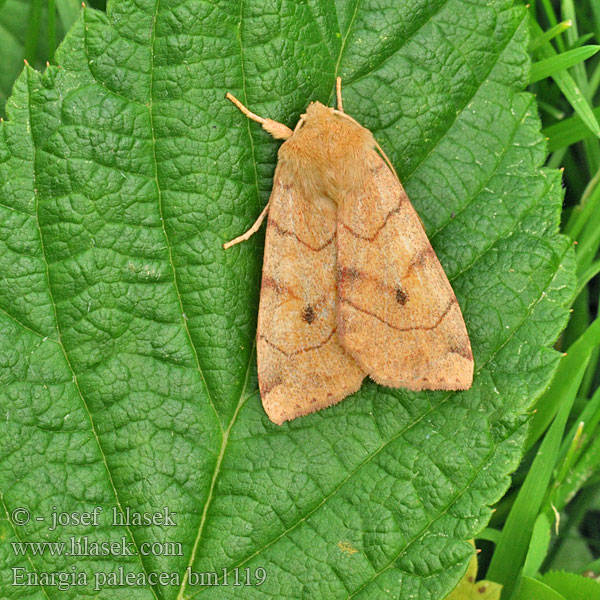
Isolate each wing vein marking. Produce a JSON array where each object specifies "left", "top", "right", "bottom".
[
  {"left": 340, "top": 297, "right": 456, "bottom": 331},
  {"left": 270, "top": 218, "right": 336, "bottom": 251},
  {"left": 259, "top": 328, "right": 337, "bottom": 357},
  {"left": 340, "top": 200, "right": 405, "bottom": 242},
  {"left": 339, "top": 245, "right": 437, "bottom": 293}
]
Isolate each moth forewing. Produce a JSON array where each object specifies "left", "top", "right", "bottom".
[
  {"left": 256, "top": 165, "right": 365, "bottom": 425},
  {"left": 335, "top": 149, "right": 473, "bottom": 390}
]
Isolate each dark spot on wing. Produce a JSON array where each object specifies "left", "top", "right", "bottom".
[
  {"left": 302, "top": 305, "right": 316, "bottom": 324},
  {"left": 338, "top": 266, "right": 360, "bottom": 282},
  {"left": 395, "top": 286, "right": 408, "bottom": 305}
]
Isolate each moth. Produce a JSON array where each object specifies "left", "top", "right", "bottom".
[{"left": 224, "top": 79, "right": 473, "bottom": 425}]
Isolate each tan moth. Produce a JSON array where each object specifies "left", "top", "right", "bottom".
[{"left": 224, "top": 79, "right": 473, "bottom": 425}]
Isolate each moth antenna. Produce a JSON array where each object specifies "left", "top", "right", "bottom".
[
  {"left": 223, "top": 200, "right": 271, "bottom": 249},
  {"left": 374, "top": 139, "right": 399, "bottom": 181},
  {"left": 226, "top": 93, "right": 293, "bottom": 140},
  {"left": 336, "top": 77, "right": 344, "bottom": 113}
]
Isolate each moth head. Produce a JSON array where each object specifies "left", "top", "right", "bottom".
[
  {"left": 304, "top": 101, "right": 334, "bottom": 119},
  {"left": 298, "top": 101, "right": 370, "bottom": 143}
]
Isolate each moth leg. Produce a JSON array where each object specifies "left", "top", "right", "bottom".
[
  {"left": 223, "top": 200, "right": 271, "bottom": 249},
  {"left": 226, "top": 93, "right": 293, "bottom": 140},
  {"left": 336, "top": 77, "right": 344, "bottom": 113}
]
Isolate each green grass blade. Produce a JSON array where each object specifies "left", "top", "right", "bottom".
[
  {"left": 48, "top": 0, "right": 56, "bottom": 63},
  {"left": 487, "top": 384, "right": 577, "bottom": 598},
  {"left": 477, "top": 528, "right": 502, "bottom": 544},
  {"left": 576, "top": 260, "right": 600, "bottom": 296},
  {"left": 530, "top": 46, "right": 600, "bottom": 84},
  {"left": 523, "top": 513, "right": 552, "bottom": 578},
  {"left": 569, "top": 33, "right": 596, "bottom": 49},
  {"left": 531, "top": 317, "right": 600, "bottom": 438},
  {"left": 543, "top": 71, "right": 600, "bottom": 137},
  {"left": 565, "top": 166, "right": 600, "bottom": 238},
  {"left": 530, "top": 20, "right": 572, "bottom": 51},
  {"left": 552, "top": 433, "right": 600, "bottom": 513},
  {"left": 543, "top": 106, "right": 600, "bottom": 151},
  {"left": 561, "top": 0, "right": 582, "bottom": 54},
  {"left": 530, "top": 19, "right": 600, "bottom": 137},
  {"left": 538, "top": 100, "right": 567, "bottom": 120},
  {"left": 560, "top": 289, "right": 591, "bottom": 351},
  {"left": 560, "top": 386, "right": 600, "bottom": 462},
  {"left": 23, "top": 0, "right": 42, "bottom": 65},
  {"left": 526, "top": 318, "right": 600, "bottom": 452},
  {"left": 592, "top": 1, "right": 600, "bottom": 43},
  {"left": 576, "top": 211, "right": 600, "bottom": 271},
  {"left": 579, "top": 346, "right": 599, "bottom": 399},
  {"left": 488, "top": 325, "right": 600, "bottom": 596},
  {"left": 538, "top": 0, "right": 566, "bottom": 51},
  {"left": 553, "top": 420, "right": 584, "bottom": 489},
  {"left": 547, "top": 148, "right": 568, "bottom": 169},
  {"left": 560, "top": 0, "right": 600, "bottom": 175},
  {"left": 588, "top": 60, "right": 600, "bottom": 97},
  {"left": 514, "top": 577, "right": 567, "bottom": 600}
]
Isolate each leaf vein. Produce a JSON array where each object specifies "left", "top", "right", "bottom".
[{"left": 400, "top": 17, "right": 523, "bottom": 182}]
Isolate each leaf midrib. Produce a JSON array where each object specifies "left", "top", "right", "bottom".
[
  {"left": 175, "top": 0, "right": 264, "bottom": 596},
  {"left": 181, "top": 2, "right": 370, "bottom": 594},
  {"left": 331, "top": 0, "right": 361, "bottom": 88}
]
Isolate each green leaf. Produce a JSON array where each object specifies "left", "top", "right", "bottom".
[
  {"left": 540, "top": 571, "right": 600, "bottom": 600},
  {"left": 514, "top": 576, "right": 567, "bottom": 600},
  {"left": 0, "top": 1, "right": 576, "bottom": 599},
  {"left": 529, "top": 46, "right": 600, "bottom": 83},
  {"left": 0, "top": 0, "right": 77, "bottom": 116}
]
